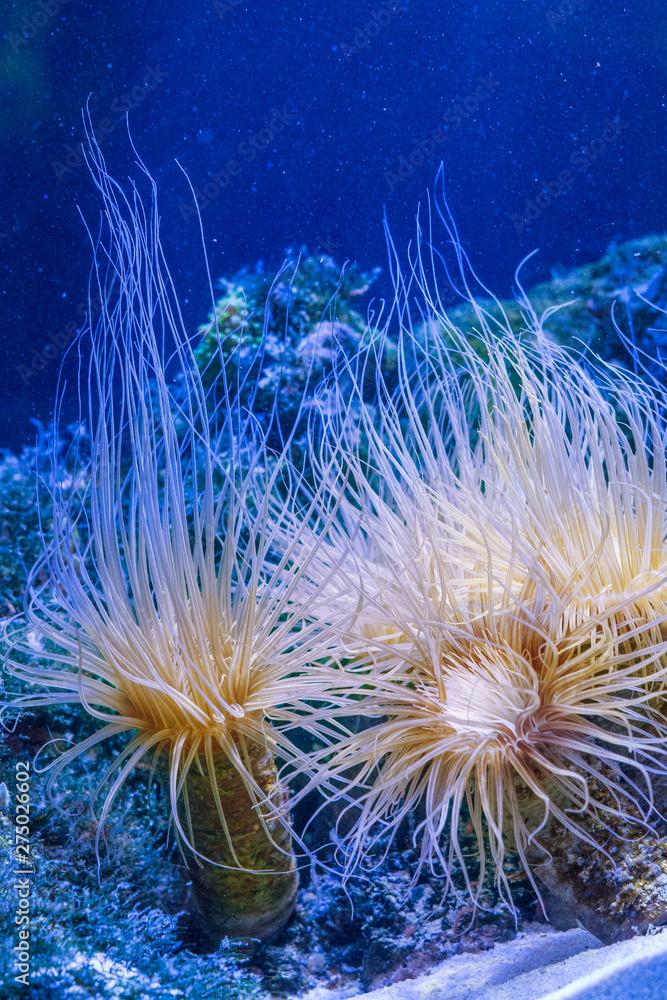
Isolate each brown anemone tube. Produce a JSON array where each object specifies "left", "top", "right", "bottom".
[{"left": 177, "top": 742, "right": 299, "bottom": 947}]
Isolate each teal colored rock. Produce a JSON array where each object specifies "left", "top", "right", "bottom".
[
  {"left": 195, "top": 249, "right": 380, "bottom": 394},
  {"left": 445, "top": 234, "right": 667, "bottom": 368}
]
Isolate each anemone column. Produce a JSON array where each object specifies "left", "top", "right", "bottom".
[{"left": 180, "top": 743, "right": 298, "bottom": 945}]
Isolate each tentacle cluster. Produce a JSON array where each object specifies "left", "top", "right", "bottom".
[
  {"left": 284, "top": 186, "right": 667, "bottom": 908},
  {"left": 4, "top": 130, "right": 349, "bottom": 870},
  {"left": 5, "top": 148, "right": 667, "bottom": 915}
]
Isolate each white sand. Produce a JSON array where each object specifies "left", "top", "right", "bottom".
[
  {"left": 351, "top": 926, "right": 599, "bottom": 999},
  {"left": 348, "top": 926, "right": 667, "bottom": 1000}
]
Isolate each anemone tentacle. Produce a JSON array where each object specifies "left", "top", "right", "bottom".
[
  {"left": 3, "top": 125, "right": 358, "bottom": 941},
  {"left": 284, "top": 193, "right": 667, "bottom": 912}
]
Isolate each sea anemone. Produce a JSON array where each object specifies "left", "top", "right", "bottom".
[
  {"left": 286, "top": 203, "right": 667, "bottom": 915},
  {"left": 300, "top": 551, "right": 666, "bottom": 910},
  {"left": 454, "top": 338, "right": 667, "bottom": 642},
  {"left": 3, "top": 131, "right": 349, "bottom": 943},
  {"left": 407, "top": 182, "right": 667, "bottom": 640}
]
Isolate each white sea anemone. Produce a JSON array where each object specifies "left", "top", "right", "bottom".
[
  {"left": 4, "top": 131, "right": 348, "bottom": 936},
  {"left": 286, "top": 195, "right": 667, "bottom": 910}
]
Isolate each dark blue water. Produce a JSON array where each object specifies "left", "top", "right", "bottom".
[{"left": 2, "top": 0, "right": 666, "bottom": 448}]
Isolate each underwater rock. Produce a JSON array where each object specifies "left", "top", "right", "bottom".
[
  {"left": 533, "top": 836, "right": 667, "bottom": 945},
  {"left": 0, "top": 423, "right": 88, "bottom": 618},
  {"left": 193, "top": 251, "right": 383, "bottom": 461},
  {"left": 192, "top": 236, "right": 667, "bottom": 461},
  {"left": 531, "top": 782, "right": 667, "bottom": 944},
  {"left": 445, "top": 233, "right": 667, "bottom": 368},
  {"left": 0, "top": 444, "right": 49, "bottom": 617},
  {"left": 195, "top": 252, "right": 378, "bottom": 380}
]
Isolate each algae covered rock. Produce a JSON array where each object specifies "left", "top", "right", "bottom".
[
  {"left": 0, "top": 422, "right": 93, "bottom": 619},
  {"left": 0, "top": 444, "right": 47, "bottom": 617},
  {"left": 531, "top": 778, "right": 667, "bottom": 944},
  {"left": 195, "top": 250, "right": 381, "bottom": 434},
  {"left": 446, "top": 234, "right": 667, "bottom": 369}
]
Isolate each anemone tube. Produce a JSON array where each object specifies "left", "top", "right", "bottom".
[
  {"left": 285, "top": 214, "right": 667, "bottom": 930},
  {"left": 4, "top": 134, "right": 351, "bottom": 945}
]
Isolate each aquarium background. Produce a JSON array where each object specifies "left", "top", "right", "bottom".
[{"left": 1, "top": 0, "right": 666, "bottom": 447}]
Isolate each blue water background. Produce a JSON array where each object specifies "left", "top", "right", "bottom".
[{"left": 1, "top": 0, "right": 666, "bottom": 448}]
